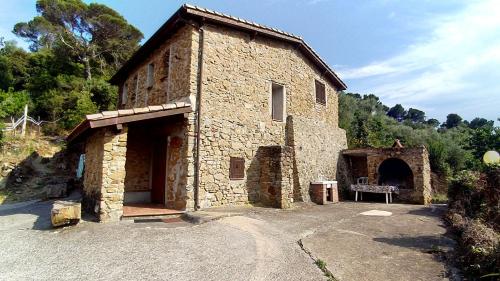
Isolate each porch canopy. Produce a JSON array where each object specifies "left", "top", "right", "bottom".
[{"left": 67, "top": 101, "right": 193, "bottom": 143}]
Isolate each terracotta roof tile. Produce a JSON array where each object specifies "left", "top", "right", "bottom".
[
  {"left": 148, "top": 105, "right": 164, "bottom": 111},
  {"left": 86, "top": 113, "right": 103, "bottom": 120},
  {"left": 118, "top": 109, "right": 134, "bottom": 116}
]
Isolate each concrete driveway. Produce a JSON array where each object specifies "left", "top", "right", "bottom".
[{"left": 0, "top": 201, "right": 455, "bottom": 281}]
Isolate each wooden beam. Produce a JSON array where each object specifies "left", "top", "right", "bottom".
[
  {"left": 89, "top": 107, "right": 192, "bottom": 128},
  {"left": 66, "top": 121, "right": 90, "bottom": 143}
]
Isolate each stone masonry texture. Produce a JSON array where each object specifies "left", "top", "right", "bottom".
[
  {"left": 342, "top": 147, "right": 432, "bottom": 204},
  {"left": 195, "top": 24, "right": 347, "bottom": 208},
  {"left": 84, "top": 19, "right": 348, "bottom": 218},
  {"left": 83, "top": 127, "right": 128, "bottom": 222}
]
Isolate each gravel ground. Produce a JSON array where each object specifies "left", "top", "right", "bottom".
[{"left": 0, "top": 200, "right": 454, "bottom": 281}]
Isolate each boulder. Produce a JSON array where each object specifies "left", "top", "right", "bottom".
[
  {"left": 51, "top": 200, "right": 81, "bottom": 227},
  {"left": 46, "top": 184, "right": 67, "bottom": 198}
]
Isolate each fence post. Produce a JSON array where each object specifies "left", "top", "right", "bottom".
[
  {"left": 21, "top": 104, "right": 28, "bottom": 138},
  {"left": 11, "top": 116, "right": 15, "bottom": 136}
]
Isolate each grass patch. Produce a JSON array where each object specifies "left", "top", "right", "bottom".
[
  {"left": 314, "top": 259, "right": 337, "bottom": 281},
  {"left": 431, "top": 193, "right": 448, "bottom": 204}
]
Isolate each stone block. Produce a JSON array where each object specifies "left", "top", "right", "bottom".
[{"left": 51, "top": 200, "right": 81, "bottom": 227}]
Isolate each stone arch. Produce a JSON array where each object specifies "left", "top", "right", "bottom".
[{"left": 377, "top": 158, "right": 414, "bottom": 189}]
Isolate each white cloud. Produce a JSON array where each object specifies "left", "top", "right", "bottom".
[{"left": 338, "top": 0, "right": 500, "bottom": 122}]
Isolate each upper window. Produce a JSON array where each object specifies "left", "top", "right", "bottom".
[
  {"left": 271, "top": 82, "right": 285, "bottom": 122},
  {"left": 162, "top": 48, "right": 171, "bottom": 79},
  {"left": 147, "top": 63, "right": 154, "bottom": 88},
  {"left": 315, "top": 80, "right": 326, "bottom": 105},
  {"left": 132, "top": 74, "right": 138, "bottom": 106},
  {"left": 121, "top": 83, "right": 128, "bottom": 105}
]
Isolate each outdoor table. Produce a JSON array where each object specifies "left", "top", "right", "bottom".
[{"left": 350, "top": 184, "right": 400, "bottom": 204}]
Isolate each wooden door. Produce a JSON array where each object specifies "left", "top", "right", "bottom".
[{"left": 151, "top": 138, "right": 168, "bottom": 204}]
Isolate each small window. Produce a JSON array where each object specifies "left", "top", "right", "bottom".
[
  {"left": 315, "top": 80, "right": 326, "bottom": 105},
  {"left": 132, "top": 74, "right": 138, "bottom": 106},
  {"left": 121, "top": 83, "right": 128, "bottom": 105},
  {"left": 147, "top": 63, "right": 154, "bottom": 88},
  {"left": 271, "top": 83, "right": 285, "bottom": 121},
  {"left": 230, "top": 157, "right": 245, "bottom": 179},
  {"left": 163, "top": 48, "right": 171, "bottom": 79}
]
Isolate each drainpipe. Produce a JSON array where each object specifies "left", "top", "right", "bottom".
[{"left": 194, "top": 23, "right": 205, "bottom": 211}]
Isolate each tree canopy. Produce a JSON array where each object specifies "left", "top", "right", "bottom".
[
  {"left": 13, "top": 0, "right": 143, "bottom": 79},
  {"left": 443, "top": 113, "right": 463, "bottom": 129},
  {"left": 0, "top": 0, "right": 142, "bottom": 131},
  {"left": 387, "top": 104, "right": 406, "bottom": 120}
]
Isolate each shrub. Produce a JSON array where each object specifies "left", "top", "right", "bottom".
[{"left": 459, "top": 220, "right": 499, "bottom": 278}]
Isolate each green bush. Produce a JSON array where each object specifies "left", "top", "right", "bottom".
[
  {"left": 0, "top": 88, "right": 31, "bottom": 118},
  {"left": 460, "top": 220, "right": 499, "bottom": 278}
]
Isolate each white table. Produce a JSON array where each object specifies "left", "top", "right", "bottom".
[{"left": 350, "top": 184, "right": 399, "bottom": 204}]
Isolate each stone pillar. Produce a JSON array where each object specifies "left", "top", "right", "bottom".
[
  {"left": 185, "top": 113, "right": 197, "bottom": 211},
  {"left": 278, "top": 146, "right": 294, "bottom": 209},
  {"left": 418, "top": 147, "right": 432, "bottom": 205},
  {"left": 99, "top": 126, "right": 128, "bottom": 222}
]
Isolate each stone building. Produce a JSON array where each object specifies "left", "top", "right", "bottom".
[
  {"left": 341, "top": 146, "right": 432, "bottom": 204},
  {"left": 68, "top": 5, "right": 348, "bottom": 222}
]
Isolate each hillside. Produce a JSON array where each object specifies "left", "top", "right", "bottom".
[{"left": 0, "top": 134, "right": 68, "bottom": 203}]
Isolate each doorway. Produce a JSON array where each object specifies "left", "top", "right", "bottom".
[{"left": 151, "top": 138, "right": 168, "bottom": 204}]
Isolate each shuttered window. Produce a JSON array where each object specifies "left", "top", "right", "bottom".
[
  {"left": 230, "top": 157, "right": 245, "bottom": 179},
  {"left": 315, "top": 80, "right": 326, "bottom": 105}
]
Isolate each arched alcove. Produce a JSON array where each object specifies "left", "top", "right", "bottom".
[{"left": 377, "top": 158, "right": 414, "bottom": 189}]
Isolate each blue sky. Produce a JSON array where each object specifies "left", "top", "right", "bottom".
[{"left": 1, "top": 0, "right": 499, "bottom": 123}]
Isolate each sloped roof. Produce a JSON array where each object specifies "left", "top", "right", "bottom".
[
  {"left": 110, "top": 4, "right": 347, "bottom": 90},
  {"left": 67, "top": 101, "right": 192, "bottom": 142}
]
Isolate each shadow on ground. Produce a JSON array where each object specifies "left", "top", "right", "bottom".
[
  {"left": 0, "top": 200, "right": 54, "bottom": 230},
  {"left": 373, "top": 235, "right": 454, "bottom": 252}
]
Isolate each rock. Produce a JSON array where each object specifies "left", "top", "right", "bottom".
[
  {"left": 46, "top": 184, "right": 67, "bottom": 198},
  {"left": 51, "top": 200, "right": 81, "bottom": 227}
]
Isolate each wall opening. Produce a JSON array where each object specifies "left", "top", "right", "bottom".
[
  {"left": 315, "top": 79, "right": 326, "bottom": 105},
  {"left": 271, "top": 83, "right": 285, "bottom": 121},
  {"left": 377, "top": 158, "right": 414, "bottom": 189}
]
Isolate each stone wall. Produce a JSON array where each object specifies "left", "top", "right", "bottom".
[
  {"left": 194, "top": 24, "right": 347, "bottom": 208},
  {"left": 119, "top": 25, "right": 196, "bottom": 108},
  {"left": 257, "top": 146, "right": 294, "bottom": 208},
  {"left": 106, "top": 22, "right": 348, "bottom": 210},
  {"left": 364, "top": 147, "right": 432, "bottom": 204},
  {"left": 82, "top": 127, "right": 128, "bottom": 222},
  {"left": 124, "top": 131, "right": 151, "bottom": 192},
  {"left": 286, "top": 116, "right": 348, "bottom": 202},
  {"left": 99, "top": 127, "right": 128, "bottom": 222},
  {"left": 163, "top": 116, "right": 195, "bottom": 210},
  {"left": 82, "top": 129, "right": 104, "bottom": 214}
]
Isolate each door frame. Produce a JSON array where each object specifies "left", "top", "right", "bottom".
[{"left": 149, "top": 136, "right": 169, "bottom": 205}]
